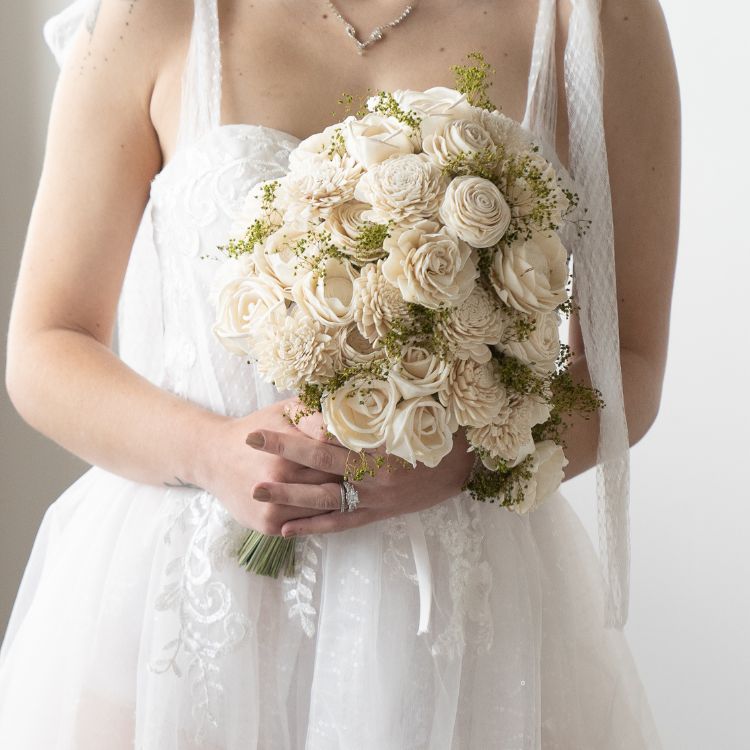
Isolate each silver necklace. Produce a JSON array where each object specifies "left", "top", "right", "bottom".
[{"left": 325, "top": 1, "right": 417, "bottom": 54}]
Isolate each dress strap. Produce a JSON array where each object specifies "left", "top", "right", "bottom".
[
  {"left": 175, "top": 0, "right": 223, "bottom": 150},
  {"left": 522, "top": 0, "right": 558, "bottom": 146},
  {"left": 564, "top": 0, "right": 631, "bottom": 630}
]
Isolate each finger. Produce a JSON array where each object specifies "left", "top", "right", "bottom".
[
  {"left": 252, "top": 481, "right": 346, "bottom": 512},
  {"left": 280, "top": 508, "right": 378, "bottom": 537},
  {"left": 247, "top": 430, "right": 350, "bottom": 475}
]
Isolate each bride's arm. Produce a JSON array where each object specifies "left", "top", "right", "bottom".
[
  {"left": 5, "top": 0, "right": 336, "bottom": 534},
  {"left": 557, "top": 0, "right": 681, "bottom": 480}
]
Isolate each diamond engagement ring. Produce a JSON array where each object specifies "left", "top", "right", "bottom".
[{"left": 339, "top": 479, "right": 360, "bottom": 512}]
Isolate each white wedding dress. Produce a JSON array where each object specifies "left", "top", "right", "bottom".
[{"left": 0, "top": 0, "right": 664, "bottom": 747}]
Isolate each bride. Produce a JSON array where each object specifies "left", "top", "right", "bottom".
[{"left": 1, "top": 0, "right": 679, "bottom": 747}]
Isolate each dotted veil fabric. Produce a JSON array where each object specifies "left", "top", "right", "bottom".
[{"left": 0, "top": 1, "right": 655, "bottom": 747}]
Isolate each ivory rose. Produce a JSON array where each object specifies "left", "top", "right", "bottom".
[
  {"left": 342, "top": 112, "right": 415, "bottom": 168},
  {"left": 510, "top": 440, "right": 568, "bottom": 515},
  {"left": 422, "top": 119, "right": 494, "bottom": 168},
  {"left": 213, "top": 271, "right": 287, "bottom": 356},
  {"left": 375, "top": 87, "right": 477, "bottom": 138},
  {"left": 490, "top": 231, "right": 569, "bottom": 314},
  {"left": 497, "top": 310, "right": 561, "bottom": 374},
  {"left": 291, "top": 256, "right": 356, "bottom": 328},
  {"left": 439, "top": 175, "right": 512, "bottom": 248},
  {"left": 321, "top": 378, "right": 399, "bottom": 451},
  {"left": 384, "top": 396, "right": 454, "bottom": 468},
  {"left": 381, "top": 219, "right": 477, "bottom": 309},
  {"left": 388, "top": 346, "right": 450, "bottom": 399}
]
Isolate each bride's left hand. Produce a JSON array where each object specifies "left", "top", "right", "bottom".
[{"left": 245, "top": 409, "right": 476, "bottom": 537}]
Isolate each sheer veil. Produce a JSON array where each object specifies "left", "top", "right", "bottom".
[{"left": 42, "top": 0, "right": 632, "bottom": 630}]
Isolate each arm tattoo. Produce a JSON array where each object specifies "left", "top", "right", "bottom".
[{"left": 164, "top": 477, "right": 203, "bottom": 490}]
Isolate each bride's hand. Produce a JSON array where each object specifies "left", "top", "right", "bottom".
[
  {"left": 197, "top": 398, "right": 342, "bottom": 535},
  {"left": 244, "top": 409, "right": 476, "bottom": 537}
]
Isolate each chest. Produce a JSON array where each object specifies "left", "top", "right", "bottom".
[{"left": 151, "top": 0, "right": 571, "bottom": 170}]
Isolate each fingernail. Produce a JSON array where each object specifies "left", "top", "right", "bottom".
[
  {"left": 246, "top": 432, "right": 265, "bottom": 448},
  {"left": 253, "top": 487, "right": 271, "bottom": 501},
  {"left": 283, "top": 528, "right": 298, "bottom": 538}
]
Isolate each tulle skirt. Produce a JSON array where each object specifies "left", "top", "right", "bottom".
[{"left": 0, "top": 466, "right": 662, "bottom": 749}]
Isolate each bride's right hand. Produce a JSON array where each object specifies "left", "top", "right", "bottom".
[{"left": 196, "top": 397, "right": 340, "bottom": 536}]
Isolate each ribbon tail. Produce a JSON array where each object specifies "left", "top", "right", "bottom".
[{"left": 405, "top": 513, "right": 433, "bottom": 635}]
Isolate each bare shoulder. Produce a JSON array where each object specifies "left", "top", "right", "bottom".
[{"left": 55, "top": 0, "right": 193, "bottom": 170}]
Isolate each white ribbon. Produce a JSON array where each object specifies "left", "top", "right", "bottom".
[{"left": 405, "top": 513, "right": 433, "bottom": 635}]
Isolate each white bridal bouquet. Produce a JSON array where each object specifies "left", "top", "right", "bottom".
[{"left": 212, "top": 54, "right": 602, "bottom": 577}]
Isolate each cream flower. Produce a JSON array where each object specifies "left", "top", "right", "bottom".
[
  {"left": 321, "top": 378, "right": 399, "bottom": 451},
  {"left": 467, "top": 392, "right": 551, "bottom": 468},
  {"left": 476, "top": 109, "right": 535, "bottom": 157},
  {"left": 323, "top": 201, "right": 388, "bottom": 264},
  {"left": 388, "top": 346, "right": 450, "bottom": 399},
  {"left": 235, "top": 177, "right": 288, "bottom": 230},
  {"left": 354, "top": 153, "right": 446, "bottom": 226},
  {"left": 422, "top": 119, "right": 495, "bottom": 168},
  {"left": 490, "top": 231, "right": 569, "bottom": 314},
  {"left": 385, "top": 396, "right": 454, "bottom": 468},
  {"left": 510, "top": 440, "right": 568, "bottom": 515},
  {"left": 284, "top": 151, "right": 363, "bottom": 220},
  {"left": 213, "top": 271, "right": 287, "bottom": 357},
  {"left": 253, "top": 222, "right": 311, "bottom": 299},
  {"left": 352, "top": 260, "right": 409, "bottom": 343},
  {"left": 439, "top": 175, "right": 512, "bottom": 248},
  {"left": 342, "top": 113, "right": 415, "bottom": 168},
  {"left": 502, "top": 152, "right": 570, "bottom": 228},
  {"left": 333, "top": 323, "right": 383, "bottom": 369},
  {"left": 288, "top": 123, "right": 349, "bottom": 168},
  {"left": 380, "top": 87, "right": 478, "bottom": 138},
  {"left": 438, "top": 357, "right": 508, "bottom": 431},
  {"left": 381, "top": 219, "right": 477, "bottom": 309},
  {"left": 255, "top": 308, "right": 337, "bottom": 392},
  {"left": 437, "top": 285, "right": 508, "bottom": 363},
  {"left": 291, "top": 256, "right": 356, "bottom": 328},
  {"left": 497, "top": 310, "right": 561, "bottom": 374}
]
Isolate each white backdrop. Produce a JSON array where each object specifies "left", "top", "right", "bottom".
[
  {"left": 564, "top": 3, "right": 750, "bottom": 748},
  {"left": 1, "top": 2, "right": 748, "bottom": 748}
]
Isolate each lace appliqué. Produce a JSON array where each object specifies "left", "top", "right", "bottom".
[
  {"left": 384, "top": 494, "right": 494, "bottom": 660},
  {"left": 149, "top": 489, "right": 251, "bottom": 742},
  {"left": 282, "top": 534, "right": 323, "bottom": 638}
]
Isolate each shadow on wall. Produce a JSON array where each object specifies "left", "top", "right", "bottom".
[{"left": 0, "top": 1, "right": 87, "bottom": 640}]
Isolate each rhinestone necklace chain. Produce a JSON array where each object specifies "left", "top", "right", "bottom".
[{"left": 325, "top": 1, "right": 418, "bottom": 54}]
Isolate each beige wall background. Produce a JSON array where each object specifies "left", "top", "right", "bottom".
[
  {"left": 2, "top": 2, "right": 749, "bottom": 748},
  {"left": 0, "top": 0, "right": 87, "bottom": 640}
]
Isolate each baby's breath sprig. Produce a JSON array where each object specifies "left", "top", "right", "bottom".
[
  {"left": 354, "top": 220, "right": 392, "bottom": 255},
  {"left": 462, "top": 452, "right": 535, "bottom": 508},
  {"left": 286, "top": 228, "right": 348, "bottom": 278},
  {"left": 531, "top": 345, "right": 605, "bottom": 447},
  {"left": 501, "top": 308, "right": 538, "bottom": 344},
  {"left": 336, "top": 90, "right": 372, "bottom": 120},
  {"left": 326, "top": 128, "right": 347, "bottom": 159},
  {"left": 441, "top": 145, "right": 506, "bottom": 181},
  {"left": 493, "top": 351, "right": 549, "bottom": 398},
  {"left": 369, "top": 90, "right": 423, "bottom": 136},
  {"left": 218, "top": 179, "right": 282, "bottom": 258},
  {"left": 380, "top": 303, "right": 453, "bottom": 360},
  {"left": 450, "top": 51, "right": 497, "bottom": 111},
  {"left": 501, "top": 154, "right": 565, "bottom": 242}
]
